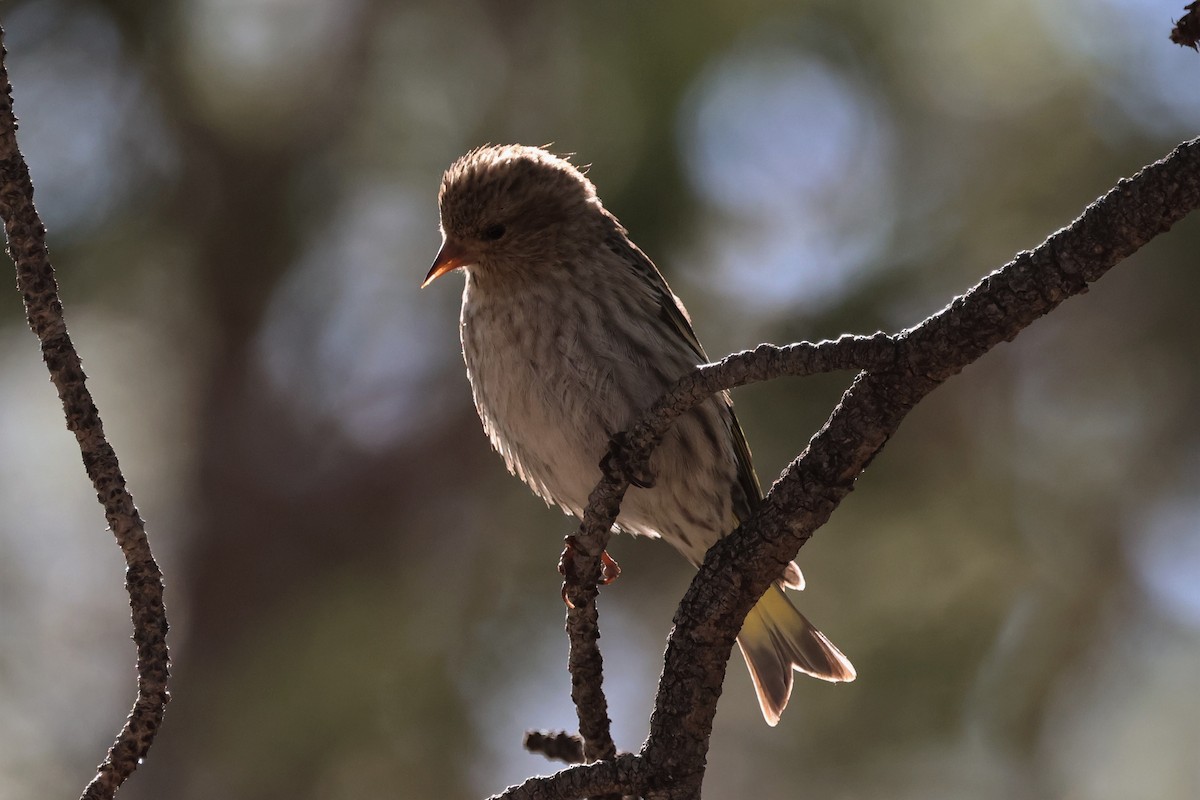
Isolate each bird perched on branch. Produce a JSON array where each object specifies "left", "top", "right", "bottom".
[{"left": 423, "top": 143, "right": 855, "bottom": 724}]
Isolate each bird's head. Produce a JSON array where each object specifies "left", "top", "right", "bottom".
[{"left": 422, "top": 144, "right": 601, "bottom": 287}]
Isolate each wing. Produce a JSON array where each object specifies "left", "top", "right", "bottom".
[{"left": 615, "top": 234, "right": 765, "bottom": 519}]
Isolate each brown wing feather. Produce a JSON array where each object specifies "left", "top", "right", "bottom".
[{"left": 617, "top": 235, "right": 765, "bottom": 522}]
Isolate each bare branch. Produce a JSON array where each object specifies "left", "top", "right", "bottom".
[
  {"left": 524, "top": 730, "right": 586, "bottom": 765},
  {"left": 624, "top": 333, "right": 898, "bottom": 478},
  {"left": 534, "top": 136, "right": 1200, "bottom": 799},
  {"left": 0, "top": 28, "right": 170, "bottom": 800},
  {"left": 557, "top": 333, "right": 898, "bottom": 763},
  {"left": 1172, "top": 0, "right": 1200, "bottom": 49},
  {"left": 489, "top": 754, "right": 644, "bottom": 800}
]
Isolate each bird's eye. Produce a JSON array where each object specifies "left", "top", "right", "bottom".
[{"left": 482, "top": 223, "right": 507, "bottom": 241}]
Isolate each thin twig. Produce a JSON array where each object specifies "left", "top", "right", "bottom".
[
  {"left": 0, "top": 28, "right": 170, "bottom": 800},
  {"left": 1172, "top": 0, "right": 1200, "bottom": 49},
  {"left": 524, "top": 730, "right": 586, "bottom": 765},
  {"left": 560, "top": 472, "right": 626, "bottom": 765}
]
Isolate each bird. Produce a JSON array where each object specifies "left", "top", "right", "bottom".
[{"left": 422, "top": 143, "right": 855, "bottom": 725}]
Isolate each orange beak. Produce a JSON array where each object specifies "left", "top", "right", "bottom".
[{"left": 421, "top": 238, "right": 474, "bottom": 288}]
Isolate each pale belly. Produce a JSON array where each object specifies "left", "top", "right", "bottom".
[
  {"left": 459, "top": 284, "right": 737, "bottom": 565},
  {"left": 461, "top": 296, "right": 622, "bottom": 518}
]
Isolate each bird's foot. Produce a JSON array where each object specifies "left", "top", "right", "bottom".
[
  {"left": 558, "top": 535, "right": 622, "bottom": 608},
  {"left": 600, "top": 549, "right": 621, "bottom": 584}
]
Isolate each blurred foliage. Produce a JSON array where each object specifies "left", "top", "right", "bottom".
[{"left": 1, "top": 0, "right": 1200, "bottom": 798}]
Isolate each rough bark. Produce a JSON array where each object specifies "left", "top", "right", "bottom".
[{"left": 0, "top": 29, "right": 170, "bottom": 800}]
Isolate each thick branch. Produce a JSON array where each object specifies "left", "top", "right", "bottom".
[
  {"left": 489, "top": 754, "right": 645, "bottom": 800},
  {"left": 0, "top": 29, "right": 170, "bottom": 800}
]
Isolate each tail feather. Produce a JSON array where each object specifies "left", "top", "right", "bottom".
[
  {"left": 736, "top": 584, "right": 855, "bottom": 726},
  {"left": 781, "top": 560, "right": 804, "bottom": 590}
]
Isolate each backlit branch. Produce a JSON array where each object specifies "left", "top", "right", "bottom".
[
  {"left": 0, "top": 28, "right": 170, "bottom": 800},
  {"left": 537, "top": 136, "right": 1200, "bottom": 800}
]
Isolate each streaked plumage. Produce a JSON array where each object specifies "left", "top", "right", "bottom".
[{"left": 424, "top": 144, "right": 855, "bottom": 724}]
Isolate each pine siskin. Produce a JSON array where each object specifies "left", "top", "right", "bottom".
[{"left": 423, "top": 144, "right": 855, "bottom": 725}]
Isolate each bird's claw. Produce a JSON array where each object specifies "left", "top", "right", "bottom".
[
  {"left": 626, "top": 467, "right": 655, "bottom": 489},
  {"left": 558, "top": 535, "right": 622, "bottom": 608},
  {"left": 559, "top": 537, "right": 578, "bottom": 608},
  {"left": 600, "top": 549, "right": 621, "bottom": 584}
]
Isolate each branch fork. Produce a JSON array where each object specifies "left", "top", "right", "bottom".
[{"left": 504, "top": 136, "right": 1200, "bottom": 800}]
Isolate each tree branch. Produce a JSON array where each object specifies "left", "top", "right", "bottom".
[
  {"left": 489, "top": 754, "right": 645, "bottom": 800},
  {"left": 1172, "top": 0, "right": 1200, "bottom": 49},
  {"left": 555, "top": 332, "right": 897, "bottom": 766},
  {"left": 524, "top": 730, "right": 586, "bottom": 765},
  {"left": 0, "top": 28, "right": 170, "bottom": 800},
  {"left": 537, "top": 135, "right": 1200, "bottom": 800}
]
